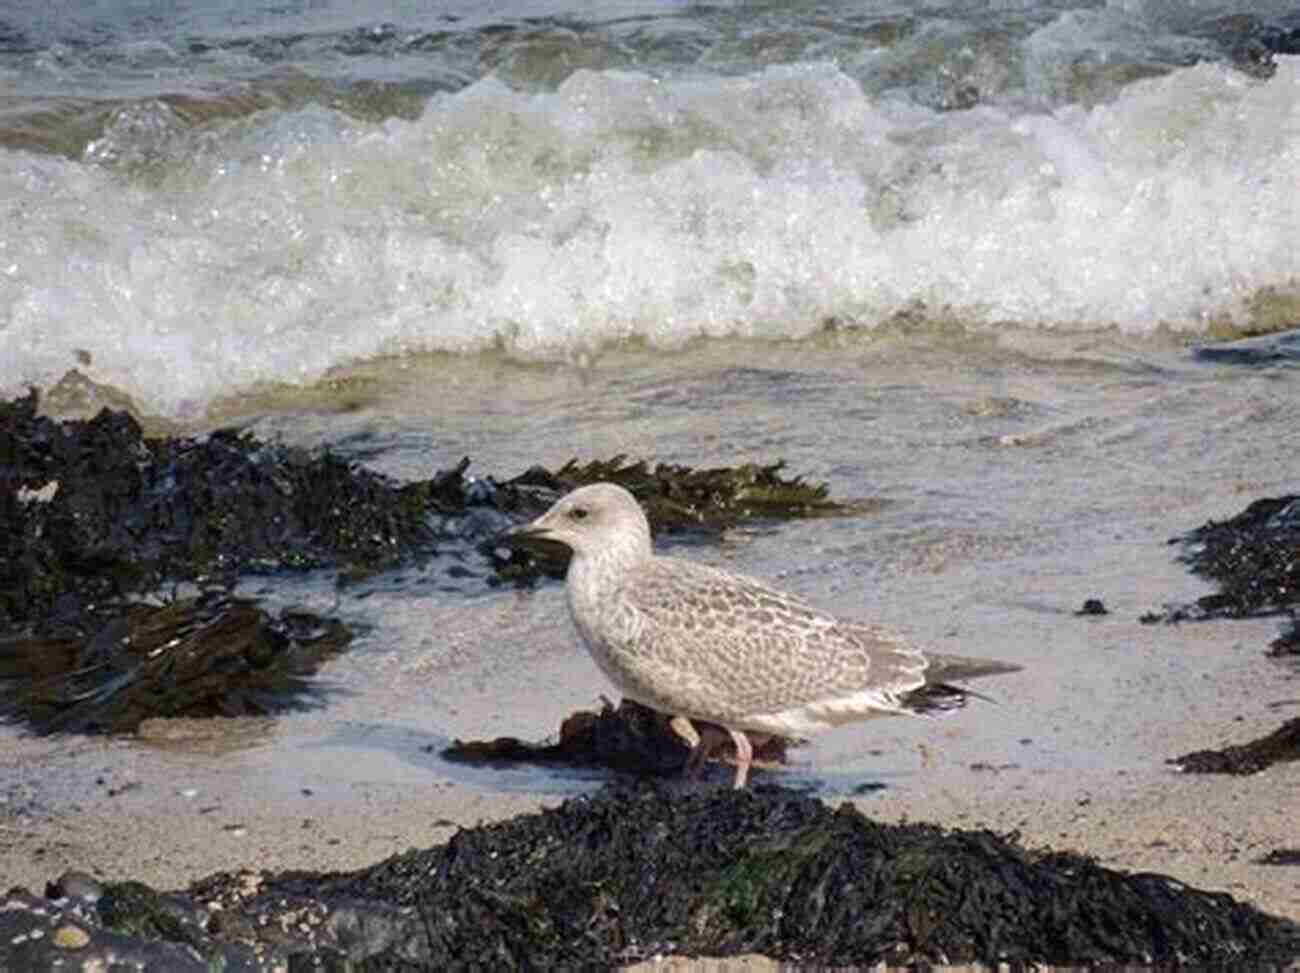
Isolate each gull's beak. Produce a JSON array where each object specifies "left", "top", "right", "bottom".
[
  {"left": 497, "top": 516, "right": 570, "bottom": 561},
  {"left": 501, "top": 516, "right": 550, "bottom": 545}
]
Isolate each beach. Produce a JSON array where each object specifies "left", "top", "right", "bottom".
[
  {"left": 2, "top": 0, "right": 1299, "bottom": 962},
  {"left": 3, "top": 339, "right": 1298, "bottom": 944}
]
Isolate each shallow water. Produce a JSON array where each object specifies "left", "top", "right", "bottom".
[
  {"left": 322, "top": 330, "right": 1294, "bottom": 778},
  {"left": 11, "top": 330, "right": 1296, "bottom": 803}
]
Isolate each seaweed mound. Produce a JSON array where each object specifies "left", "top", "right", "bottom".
[
  {"left": 514, "top": 455, "right": 847, "bottom": 529},
  {"left": 442, "top": 685, "right": 992, "bottom": 783},
  {"left": 3, "top": 784, "right": 1297, "bottom": 970},
  {"left": 0, "top": 389, "right": 435, "bottom": 732},
  {"left": 0, "top": 390, "right": 440, "bottom": 631},
  {"left": 1150, "top": 494, "right": 1300, "bottom": 623}
]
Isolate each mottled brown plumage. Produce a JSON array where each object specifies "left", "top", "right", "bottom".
[{"left": 509, "top": 483, "right": 1019, "bottom": 787}]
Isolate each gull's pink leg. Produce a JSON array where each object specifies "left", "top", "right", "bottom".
[
  {"left": 673, "top": 717, "right": 765, "bottom": 786},
  {"left": 728, "top": 728, "right": 753, "bottom": 789},
  {"left": 673, "top": 718, "right": 736, "bottom": 778}
]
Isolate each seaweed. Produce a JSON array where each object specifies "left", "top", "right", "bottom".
[
  {"left": 1147, "top": 495, "right": 1300, "bottom": 623},
  {"left": 5, "top": 783, "right": 1296, "bottom": 969},
  {"left": 0, "top": 593, "right": 351, "bottom": 733},
  {"left": 443, "top": 685, "right": 997, "bottom": 784},
  {"left": 513, "top": 454, "right": 848, "bottom": 529},
  {"left": 0, "top": 390, "right": 442, "bottom": 631},
  {"left": 1141, "top": 497, "right": 1300, "bottom": 774},
  {"left": 1256, "top": 849, "right": 1300, "bottom": 866},
  {"left": 1169, "top": 716, "right": 1300, "bottom": 775},
  {"left": 488, "top": 454, "right": 858, "bottom": 580},
  {"left": 442, "top": 697, "right": 790, "bottom": 779}
]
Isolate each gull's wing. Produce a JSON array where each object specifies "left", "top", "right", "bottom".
[{"left": 611, "top": 555, "right": 929, "bottom": 726}]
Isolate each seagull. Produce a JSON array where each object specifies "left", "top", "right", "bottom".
[{"left": 506, "top": 482, "right": 1020, "bottom": 787}]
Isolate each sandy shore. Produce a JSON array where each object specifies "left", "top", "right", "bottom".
[
  {"left": 2, "top": 434, "right": 1297, "bottom": 958},
  {"left": 2, "top": 612, "right": 1296, "bottom": 933},
  {"left": 4, "top": 728, "right": 1293, "bottom": 921}
]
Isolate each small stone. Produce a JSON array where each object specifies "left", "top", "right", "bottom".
[
  {"left": 53, "top": 924, "right": 89, "bottom": 949},
  {"left": 1076, "top": 598, "right": 1108, "bottom": 616},
  {"left": 46, "top": 870, "right": 103, "bottom": 903},
  {"left": 237, "top": 869, "right": 263, "bottom": 897}
]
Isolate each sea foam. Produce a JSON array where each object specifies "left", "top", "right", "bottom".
[{"left": 2, "top": 57, "right": 1298, "bottom": 415}]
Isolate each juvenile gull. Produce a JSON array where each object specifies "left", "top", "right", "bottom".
[{"left": 508, "top": 482, "right": 1020, "bottom": 788}]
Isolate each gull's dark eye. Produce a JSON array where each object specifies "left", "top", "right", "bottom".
[{"left": 568, "top": 506, "right": 589, "bottom": 520}]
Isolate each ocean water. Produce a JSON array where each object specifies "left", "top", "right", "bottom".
[
  {"left": 1, "top": 0, "right": 1299, "bottom": 877},
  {"left": 2, "top": 0, "right": 1299, "bottom": 416}
]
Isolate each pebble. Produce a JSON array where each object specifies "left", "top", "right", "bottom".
[{"left": 52, "top": 924, "right": 89, "bottom": 949}]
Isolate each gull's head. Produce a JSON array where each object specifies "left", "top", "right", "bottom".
[{"left": 506, "top": 482, "right": 652, "bottom": 563}]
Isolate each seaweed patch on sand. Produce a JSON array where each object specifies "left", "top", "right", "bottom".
[
  {"left": 1141, "top": 495, "right": 1300, "bottom": 774},
  {"left": 1, "top": 783, "right": 1297, "bottom": 969},
  {"left": 1145, "top": 494, "right": 1300, "bottom": 625},
  {"left": 1169, "top": 716, "right": 1300, "bottom": 775},
  {"left": 0, "top": 389, "right": 441, "bottom": 622},
  {"left": 0, "top": 388, "right": 434, "bottom": 733}
]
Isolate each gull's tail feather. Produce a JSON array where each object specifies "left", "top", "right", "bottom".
[
  {"left": 896, "top": 653, "right": 1020, "bottom": 716},
  {"left": 922, "top": 653, "right": 1022, "bottom": 685}
]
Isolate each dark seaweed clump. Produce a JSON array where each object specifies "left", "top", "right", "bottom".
[
  {"left": 1170, "top": 717, "right": 1300, "bottom": 775},
  {"left": 0, "top": 389, "right": 441, "bottom": 733},
  {"left": 0, "top": 389, "right": 440, "bottom": 631},
  {"left": 442, "top": 697, "right": 790, "bottom": 779},
  {"left": 517, "top": 454, "right": 847, "bottom": 530},
  {"left": 2, "top": 783, "right": 1296, "bottom": 971},
  {"left": 0, "top": 593, "right": 351, "bottom": 733},
  {"left": 442, "top": 682, "right": 998, "bottom": 782},
  {"left": 488, "top": 454, "right": 854, "bottom": 580},
  {"left": 1144, "top": 496, "right": 1300, "bottom": 775},
  {"left": 1147, "top": 494, "right": 1300, "bottom": 623}
]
